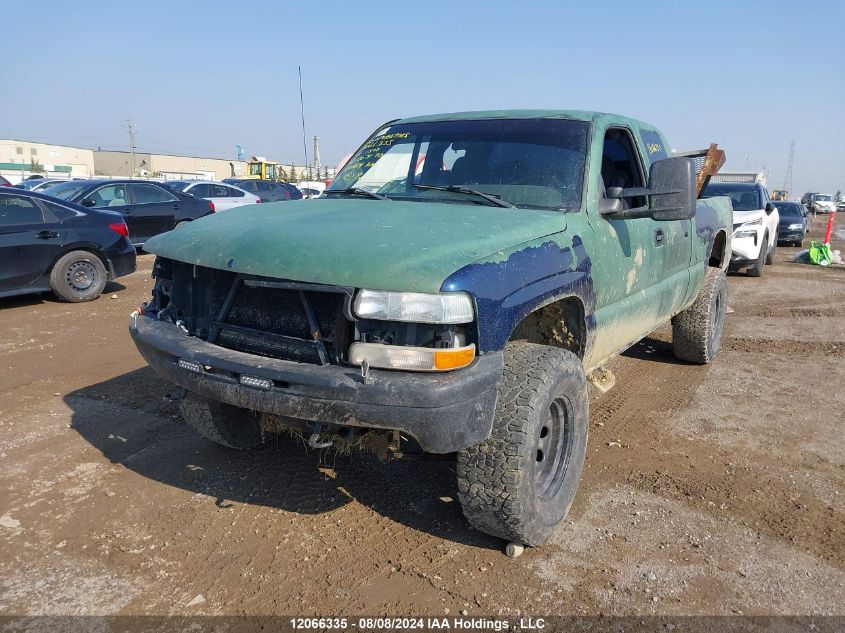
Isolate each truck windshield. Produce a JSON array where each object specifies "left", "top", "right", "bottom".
[
  {"left": 815, "top": 194, "right": 832, "bottom": 202},
  {"left": 327, "top": 118, "right": 589, "bottom": 211}
]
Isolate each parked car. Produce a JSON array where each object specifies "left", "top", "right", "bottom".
[
  {"left": 279, "top": 182, "right": 303, "bottom": 200},
  {"left": 14, "top": 178, "right": 67, "bottom": 192},
  {"left": 801, "top": 192, "right": 836, "bottom": 215},
  {"left": 297, "top": 180, "right": 326, "bottom": 199},
  {"left": 837, "top": 197, "right": 845, "bottom": 212},
  {"left": 130, "top": 109, "right": 733, "bottom": 548},
  {"left": 164, "top": 180, "right": 260, "bottom": 211},
  {"left": 0, "top": 188, "right": 136, "bottom": 301},
  {"left": 773, "top": 201, "right": 808, "bottom": 246},
  {"left": 40, "top": 179, "right": 214, "bottom": 246},
  {"left": 702, "top": 182, "right": 779, "bottom": 276},
  {"left": 222, "top": 179, "right": 299, "bottom": 202},
  {"left": 299, "top": 187, "right": 323, "bottom": 199}
]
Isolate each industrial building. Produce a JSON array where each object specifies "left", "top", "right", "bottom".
[
  {"left": 0, "top": 139, "right": 96, "bottom": 183},
  {"left": 1, "top": 138, "right": 324, "bottom": 184},
  {"left": 92, "top": 150, "right": 248, "bottom": 181}
]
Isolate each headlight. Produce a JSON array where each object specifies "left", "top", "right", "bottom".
[
  {"left": 788, "top": 223, "right": 803, "bottom": 230},
  {"left": 349, "top": 342, "right": 476, "bottom": 371},
  {"left": 353, "top": 289, "right": 474, "bottom": 324},
  {"left": 740, "top": 217, "right": 762, "bottom": 227}
]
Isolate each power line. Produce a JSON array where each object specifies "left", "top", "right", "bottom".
[
  {"left": 125, "top": 119, "right": 136, "bottom": 179},
  {"left": 298, "top": 65, "right": 308, "bottom": 181}
]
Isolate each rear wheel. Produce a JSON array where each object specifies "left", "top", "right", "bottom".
[
  {"left": 179, "top": 393, "right": 265, "bottom": 449},
  {"left": 49, "top": 250, "right": 107, "bottom": 302},
  {"left": 457, "top": 343, "right": 588, "bottom": 546},
  {"left": 672, "top": 267, "right": 727, "bottom": 364}
]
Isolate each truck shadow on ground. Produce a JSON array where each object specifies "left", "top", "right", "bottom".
[
  {"left": 621, "top": 336, "right": 690, "bottom": 365},
  {"left": 65, "top": 367, "right": 504, "bottom": 551}
]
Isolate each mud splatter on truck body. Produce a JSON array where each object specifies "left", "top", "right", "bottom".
[{"left": 131, "top": 109, "right": 733, "bottom": 545}]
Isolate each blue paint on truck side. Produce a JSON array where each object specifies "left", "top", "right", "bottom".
[{"left": 441, "top": 235, "right": 596, "bottom": 356}]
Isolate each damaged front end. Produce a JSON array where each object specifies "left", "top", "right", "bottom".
[{"left": 130, "top": 257, "right": 501, "bottom": 455}]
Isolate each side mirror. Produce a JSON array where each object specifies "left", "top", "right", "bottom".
[
  {"left": 598, "top": 198, "right": 623, "bottom": 215},
  {"left": 80, "top": 198, "right": 96, "bottom": 208},
  {"left": 648, "top": 157, "right": 696, "bottom": 221},
  {"left": 765, "top": 202, "right": 776, "bottom": 214}
]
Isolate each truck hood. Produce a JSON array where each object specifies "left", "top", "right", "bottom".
[{"left": 143, "top": 199, "right": 568, "bottom": 293}]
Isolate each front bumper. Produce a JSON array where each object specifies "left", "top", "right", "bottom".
[
  {"left": 129, "top": 314, "right": 501, "bottom": 453},
  {"left": 778, "top": 229, "right": 804, "bottom": 243}
]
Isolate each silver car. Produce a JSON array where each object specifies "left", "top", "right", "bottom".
[{"left": 165, "top": 180, "right": 260, "bottom": 211}]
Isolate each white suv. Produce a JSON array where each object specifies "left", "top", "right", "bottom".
[{"left": 703, "top": 183, "right": 779, "bottom": 277}]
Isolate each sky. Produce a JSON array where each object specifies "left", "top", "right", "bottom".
[{"left": 2, "top": 0, "right": 843, "bottom": 196}]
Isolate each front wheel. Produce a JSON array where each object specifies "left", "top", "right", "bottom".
[
  {"left": 672, "top": 267, "right": 727, "bottom": 363},
  {"left": 457, "top": 343, "right": 588, "bottom": 546},
  {"left": 49, "top": 250, "right": 108, "bottom": 302}
]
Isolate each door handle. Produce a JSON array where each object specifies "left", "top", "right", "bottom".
[
  {"left": 654, "top": 228, "right": 665, "bottom": 246},
  {"left": 172, "top": 204, "right": 180, "bottom": 210},
  {"left": 35, "top": 230, "right": 59, "bottom": 240},
  {"left": 123, "top": 209, "right": 133, "bottom": 215}
]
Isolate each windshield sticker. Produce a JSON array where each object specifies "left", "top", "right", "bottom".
[
  {"left": 639, "top": 129, "right": 668, "bottom": 163},
  {"left": 339, "top": 131, "right": 411, "bottom": 184}
]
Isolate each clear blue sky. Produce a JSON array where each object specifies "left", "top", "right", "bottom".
[{"left": 2, "top": 0, "right": 842, "bottom": 195}]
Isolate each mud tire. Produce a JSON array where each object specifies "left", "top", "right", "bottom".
[
  {"left": 457, "top": 343, "right": 588, "bottom": 546},
  {"left": 672, "top": 266, "right": 727, "bottom": 364},
  {"left": 179, "top": 393, "right": 264, "bottom": 449},
  {"left": 49, "top": 250, "right": 108, "bottom": 302}
]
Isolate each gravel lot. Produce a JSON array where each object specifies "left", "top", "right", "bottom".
[{"left": 1, "top": 233, "right": 843, "bottom": 618}]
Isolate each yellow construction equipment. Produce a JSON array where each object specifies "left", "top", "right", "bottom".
[
  {"left": 245, "top": 157, "right": 278, "bottom": 180},
  {"left": 771, "top": 189, "right": 788, "bottom": 201}
]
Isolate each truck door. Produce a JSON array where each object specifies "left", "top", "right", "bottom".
[
  {"left": 635, "top": 127, "right": 693, "bottom": 315},
  {"left": 587, "top": 126, "right": 665, "bottom": 365}
]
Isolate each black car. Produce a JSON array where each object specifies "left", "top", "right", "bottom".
[
  {"left": 222, "top": 178, "right": 301, "bottom": 201},
  {"left": 0, "top": 188, "right": 136, "bottom": 302},
  {"left": 41, "top": 179, "right": 214, "bottom": 246},
  {"left": 774, "top": 201, "right": 808, "bottom": 246}
]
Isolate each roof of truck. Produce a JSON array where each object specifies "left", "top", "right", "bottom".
[{"left": 396, "top": 109, "right": 651, "bottom": 126}]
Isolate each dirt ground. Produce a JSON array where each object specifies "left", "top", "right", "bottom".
[{"left": 1, "top": 230, "right": 843, "bottom": 618}]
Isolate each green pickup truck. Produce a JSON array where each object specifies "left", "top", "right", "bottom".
[{"left": 130, "top": 110, "right": 733, "bottom": 547}]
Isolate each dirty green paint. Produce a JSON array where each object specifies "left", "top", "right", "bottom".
[
  {"left": 145, "top": 109, "right": 733, "bottom": 369},
  {"left": 143, "top": 199, "right": 568, "bottom": 293}
]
